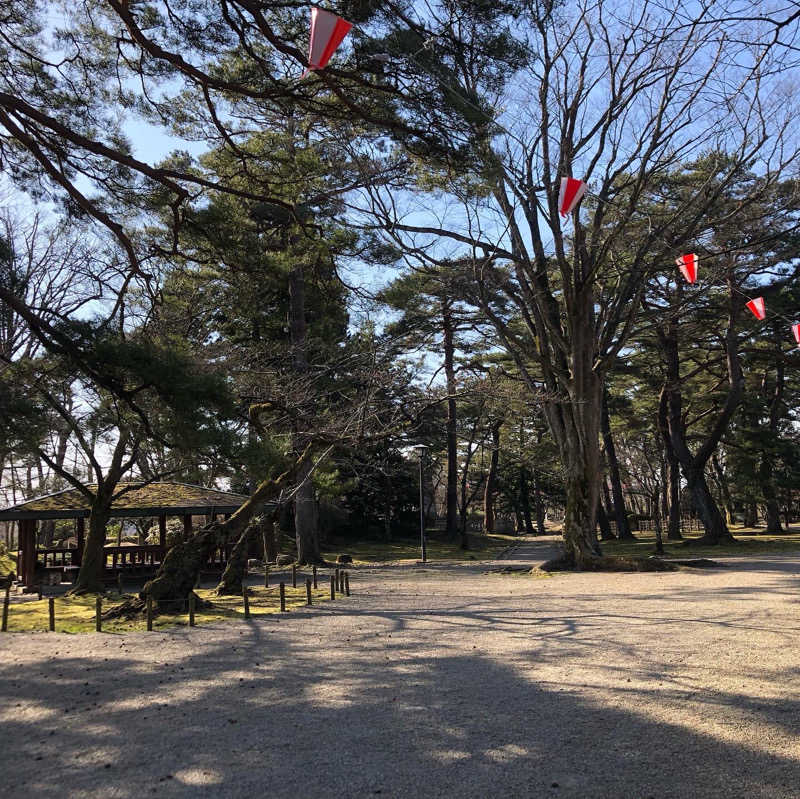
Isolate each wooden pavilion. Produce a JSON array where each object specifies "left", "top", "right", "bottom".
[{"left": 0, "top": 482, "right": 249, "bottom": 591}]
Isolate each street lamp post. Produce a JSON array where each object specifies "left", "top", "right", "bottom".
[{"left": 413, "top": 444, "right": 428, "bottom": 563}]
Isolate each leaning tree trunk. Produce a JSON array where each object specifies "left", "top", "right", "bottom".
[
  {"left": 215, "top": 516, "right": 262, "bottom": 594},
  {"left": 104, "top": 447, "right": 317, "bottom": 616}
]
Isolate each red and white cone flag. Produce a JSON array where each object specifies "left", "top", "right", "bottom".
[
  {"left": 746, "top": 297, "right": 766, "bottom": 320},
  {"left": 675, "top": 253, "right": 697, "bottom": 284},
  {"left": 792, "top": 323, "right": 800, "bottom": 347},
  {"left": 303, "top": 7, "right": 352, "bottom": 77},
  {"left": 558, "top": 177, "right": 587, "bottom": 218}
]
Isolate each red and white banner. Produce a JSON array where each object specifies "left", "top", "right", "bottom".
[
  {"left": 675, "top": 253, "right": 697, "bottom": 284},
  {"left": 746, "top": 297, "right": 766, "bottom": 320},
  {"left": 303, "top": 7, "right": 352, "bottom": 77},
  {"left": 792, "top": 323, "right": 800, "bottom": 346},
  {"left": 558, "top": 177, "right": 587, "bottom": 218}
]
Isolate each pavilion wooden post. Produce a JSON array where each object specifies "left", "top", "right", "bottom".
[
  {"left": 182, "top": 514, "right": 192, "bottom": 542},
  {"left": 75, "top": 517, "right": 85, "bottom": 566},
  {"left": 19, "top": 519, "right": 37, "bottom": 592}
]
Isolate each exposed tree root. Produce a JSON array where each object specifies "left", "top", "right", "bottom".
[{"left": 540, "top": 554, "right": 679, "bottom": 572}]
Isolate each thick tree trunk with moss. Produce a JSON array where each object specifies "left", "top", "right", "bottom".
[{"left": 70, "top": 497, "right": 111, "bottom": 594}]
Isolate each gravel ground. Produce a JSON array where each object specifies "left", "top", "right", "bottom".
[{"left": 2, "top": 536, "right": 800, "bottom": 798}]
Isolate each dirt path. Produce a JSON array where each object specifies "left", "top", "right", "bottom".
[{"left": 2, "top": 543, "right": 800, "bottom": 798}]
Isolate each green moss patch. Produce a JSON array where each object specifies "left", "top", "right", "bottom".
[
  {"left": 2, "top": 584, "right": 335, "bottom": 634},
  {"left": 322, "top": 533, "right": 516, "bottom": 565}
]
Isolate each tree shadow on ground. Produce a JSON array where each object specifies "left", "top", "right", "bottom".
[{"left": 2, "top": 606, "right": 800, "bottom": 798}]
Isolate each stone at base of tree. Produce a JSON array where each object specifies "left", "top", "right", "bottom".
[
  {"left": 336, "top": 554, "right": 353, "bottom": 564},
  {"left": 276, "top": 554, "right": 294, "bottom": 566}
]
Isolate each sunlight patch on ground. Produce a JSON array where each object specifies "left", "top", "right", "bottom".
[{"left": 174, "top": 768, "right": 224, "bottom": 786}]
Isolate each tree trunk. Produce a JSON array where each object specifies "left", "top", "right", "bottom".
[
  {"left": 532, "top": 470, "right": 547, "bottom": 536},
  {"left": 686, "top": 466, "right": 735, "bottom": 545},
  {"left": 442, "top": 303, "right": 459, "bottom": 542},
  {"left": 743, "top": 503, "right": 758, "bottom": 528},
  {"left": 70, "top": 495, "right": 111, "bottom": 594},
  {"left": 657, "top": 389, "right": 683, "bottom": 541},
  {"left": 262, "top": 515, "right": 278, "bottom": 562},
  {"left": 759, "top": 363, "right": 785, "bottom": 534},
  {"left": 597, "top": 498, "right": 614, "bottom": 541},
  {"left": 711, "top": 454, "right": 736, "bottom": 526},
  {"left": 519, "top": 466, "right": 535, "bottom": 535},
  {"left": 288, "top": 264, "right": 323, "bottom": 565},
  {"left": 601, "top": 388, "right": 634, "bottom": 540},
  {"left": 216, "top": 515, "right": 264, "bottom": 594},
  {"left": 483, "top": 420, "right": 501, "bottom": 533},
  {"left": 661, "top": 296, "right": 741, "bottom": 546},
  {"left": 761, "top": 460, "right": 783, "bottom": 533}
]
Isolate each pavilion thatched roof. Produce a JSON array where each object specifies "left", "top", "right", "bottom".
[{"left": 0, "top": 482, "right": 250, "bottom": 521}]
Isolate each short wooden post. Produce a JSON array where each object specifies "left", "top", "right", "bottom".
[
  {"left": 95, "top": 596, "right": 102, "bottom": 632},
  {"left": 335, "top": 568, "right": 340, "bottom": 591},
  {"left": 189, "top": 593, "right": 196, "bottom": 627},
  {"left": 330, "top": 574, "right": 335, "bottom": 600},
  {"left": 48, "top": 597, "right": 55, "bottom": 631},
  {"left": 37, "top": 585, "right": 42, "bottom": 601},
  {"left": 339, "top": 570, "right": 345, "bottom": 593},
  {"left": 146, "top": 595, "right": 153, "bottom": 631},
  {"left": 264, "top": 565, "right": 269, "bottom": 588},
  {"left": 279, "top": 582, "right": 286, "bottom": 612},
  {"left": 242, "top": 587, "right": 251, "bottom": 619},
  {"left": 2, "top": 585, "right": 10, "bottom": 632},
  {"left": 292, "top": 564, "right": 297, "bottom": 588},
  {"left": 312, "top": 565, "right": 317, "bottom": 589},
  {"left": 345, "top": 572, "right": 350, "bottom": 597},
  {"left": 305, "top": 579, "right": 312, "bottom": 606},
  {"left": 117, "top": 573, "right": 123, "bottom": 596}
]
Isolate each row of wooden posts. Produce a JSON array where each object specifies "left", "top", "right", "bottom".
[{"left": 1, "top": 566, "right": 352, "bottom": 632}]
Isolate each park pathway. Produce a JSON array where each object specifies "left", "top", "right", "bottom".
[{"left": 2, "top": 547, "right": 800, "bottom": 798}]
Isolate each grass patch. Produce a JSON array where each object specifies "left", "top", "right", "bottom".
[
  {"left": 2, "top": 585, "right": 334, "bottom": 634},
  {"left": 601, "top": 526, "right": 800, "bottom": 559},
  {"left": 322, "top": 532, "right": 517, "bottom": 564},
  {"left": 0, "top": 548, "right": 16, "bottom": 579}
]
